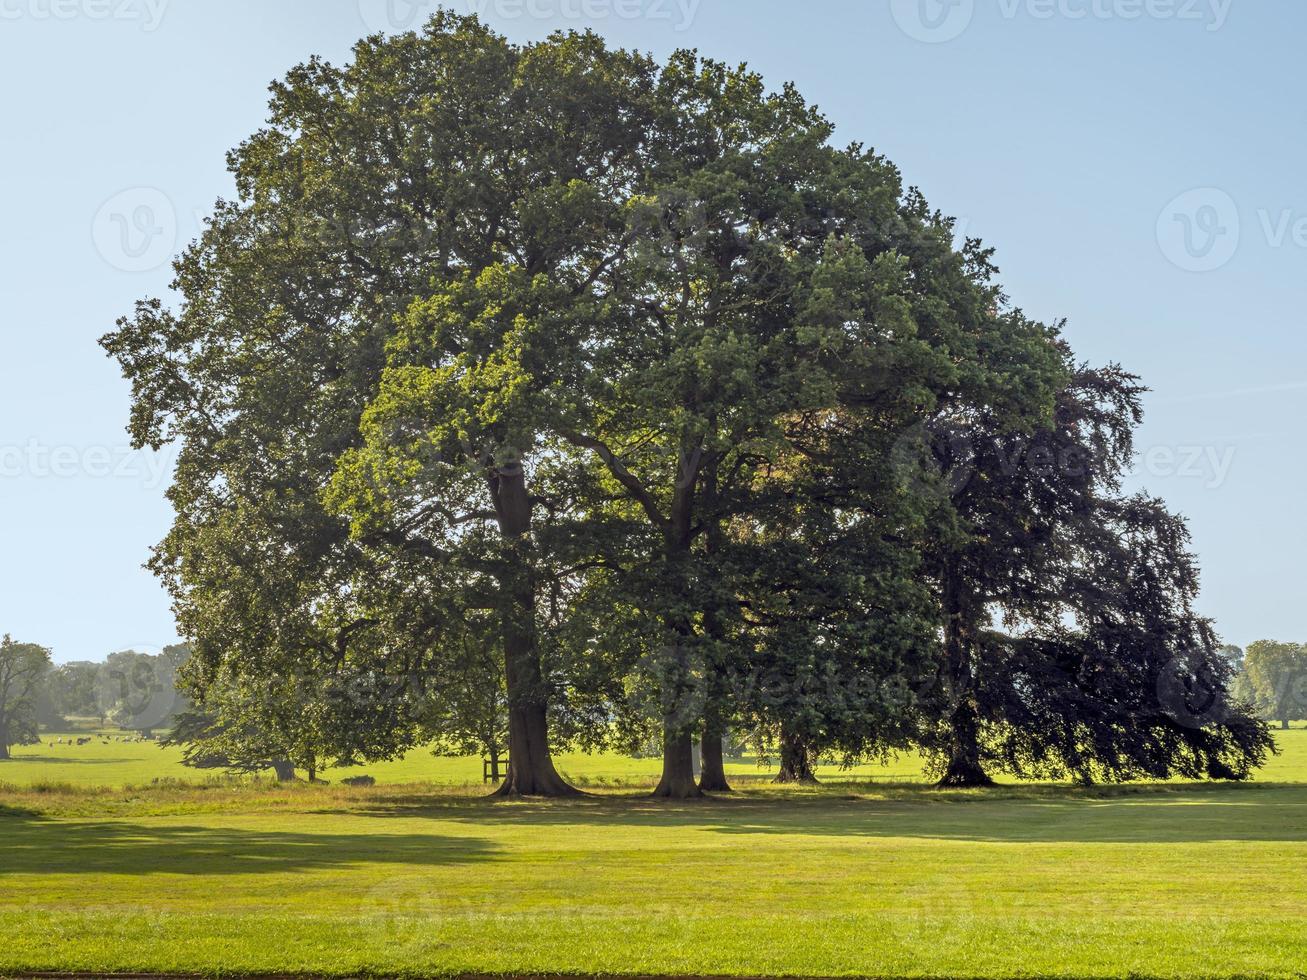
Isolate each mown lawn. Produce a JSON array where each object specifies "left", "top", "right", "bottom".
[
  {"left": 5, "top": 733, "right": 933, "bottom": 788},
  {"left": 2, "top": 738, "right": 1306, "bottom": 979}
]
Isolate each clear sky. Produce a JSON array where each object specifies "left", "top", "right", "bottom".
[{"left": 1, "top": 0, "right": 1302, "bottom": 663}]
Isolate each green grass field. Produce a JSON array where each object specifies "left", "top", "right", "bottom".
[
  {"left": 9, "top": 725, "right": 1307, "bottom": 789},
  {"left": 2, "top": 734, "right": 928, "bottom": 789},
  {"left": 2, "top": 729, "right": 1306, "bottom": 978}
]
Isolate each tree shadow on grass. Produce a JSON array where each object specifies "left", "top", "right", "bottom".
[
  {"left": 346, "top": 781, "right": 1307, "bottom": 845},
  {"left": 0, "top": 812, "right": 499, "bottom": 875}
]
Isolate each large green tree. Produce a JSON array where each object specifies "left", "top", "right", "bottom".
[
  {"left": 103, "top": 12, "right": 1244, "bottom": 799},
  {"left": 105, "top": 15, "right": 659, "bottom": 796},
  {"left": 0, "top": 636, "right": 52, "bottom": 760},
  {"left": 520, "top": 71, "right": 1062, "bottom": 797},
  {"left": 318, "top": 33, "right": 1023, "bottom": 798},
  {"left": 1241, "top": 641, "right": 1307, "bottom": 730}
]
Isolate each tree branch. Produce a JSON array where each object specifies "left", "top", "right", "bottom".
[{"left": 557, "top": 428, "right": 668, "bottom": 533}]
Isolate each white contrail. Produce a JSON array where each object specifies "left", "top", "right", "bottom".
[{"left": 1153, "top": 381, "right": 1307, "bottom": 405}]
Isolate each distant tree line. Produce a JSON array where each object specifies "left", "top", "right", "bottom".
[
  {"left": 0, "top": 641, "right": 191, "bottom": 758},
  {"left": 1224, "top": 643, "right": 1307, "bottom": 731},
  {"left": 101, "top": 15, "right": 1274, "bottom": 797}
]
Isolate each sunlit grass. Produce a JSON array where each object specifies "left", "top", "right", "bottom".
[
  {"left": 2, "top": 727, "right": 1305, "bottom": 978},
  {"left": 4, "top": 733, "right": 927, "bottom": 788},
  {"left": 2, "top": 776, "right": 1306, "bottom": 978},
  {"left": 9, "top": 725, "right": 1304, "bottom": 789}
]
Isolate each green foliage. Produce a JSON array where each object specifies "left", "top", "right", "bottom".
[
  {"left": 95, "top": 646, "right": 191, "bottom": 734},
  {"left": 47, "top": 661, "right": 103, "bottom": 722},
  {"left": 1241, "top": 641, "right": 1307, "bottom": 727},
  {"left": 99, "top": 12, "right": 1266, "bottom": 797},
  {"left": 0, "top": 636, "right": 52, "bottom": 758}
]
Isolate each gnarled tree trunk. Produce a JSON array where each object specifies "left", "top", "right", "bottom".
[
  {"left": 652, "top": 726, "right": 703, "bottom": 799},
  {"left": 271, "top": 759, "right": 295, "bottom": 782},
  {"left": 488, "top": 460, "right": 579, "bottom": 798},
  {"left": 937, "top": 698, "right": 994, "bottom": 787}
]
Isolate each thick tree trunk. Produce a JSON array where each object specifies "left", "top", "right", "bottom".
[
  {"left": 698, "top": 726, "right": 732, "bottom": 793},
  {"left": 695, "top": 461, "right": 731, "bottom": 797},
  {"left": 937, "top": 699, "right": 995, "bottom": 788},
  {"left": 652, "top": 726, "right": 704, "bottom": 799},
  {"left": 496, "top": 697, "right": 578, "bottom": 797},
  {"left": 0, "top": 742, "right": 10, "bottom": 761},
  {"left": 271, "top": 759, "right": 295, "bottom": 782},
  {"left": 488, "top": 460, "right": 579, "bottom": 799},
  {"left": 936, "top": 562, "right": 993, "bottom": 789},
  {"left": 774, "top": 727, "right": 819, "bottom": 784},
  {"left": 649, "top": 462, "right": 707, "bottom": 802},
  {"left": 1282, "top": 718, "right": 1291, "bottom": 731},
  {"left": 495, "top": 566, "right": 574, "bottom": 798}
]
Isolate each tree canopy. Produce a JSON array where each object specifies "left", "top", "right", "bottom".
[
  {"left": 102, "top": 13, "right": 1272, "bottom": 796},
  {"left": 1239, "top": 641, "right": 1307, "bottom": 730}
]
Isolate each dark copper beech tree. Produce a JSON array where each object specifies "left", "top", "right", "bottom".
[{"left": 912, "top": 355, "right": 1273, "bottom": 785}]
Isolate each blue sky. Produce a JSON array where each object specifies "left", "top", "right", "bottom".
[{"left": 1, "top": 0, "right": 1302, "bottom": 663}]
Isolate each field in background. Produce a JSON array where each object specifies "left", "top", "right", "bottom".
[
  {"left": 4, "top": 736, "right": 921, "bottom": 789},
  {"left": 5, "top": 725, "right": 1306, "bottom": 789}
]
